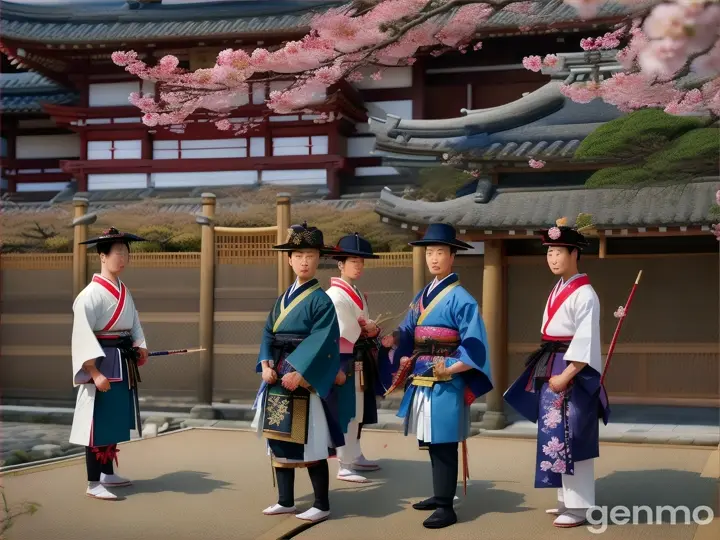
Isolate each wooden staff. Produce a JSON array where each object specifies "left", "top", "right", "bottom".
[{"left": 601, "top": 271, "right": 643, "bottom": 386}]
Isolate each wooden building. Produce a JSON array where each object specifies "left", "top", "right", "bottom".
[
  {"left": 0, "top": 0, "right": 634, "bottom": 200},
  {"left": 368, "top": 51, "right": 719, "bottom": 418}
]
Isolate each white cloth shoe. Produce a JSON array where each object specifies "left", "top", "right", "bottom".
[
  {"left": 553, "top": 509, "right": 588, "bottom": 528},
  {"left": 337, "top": 466, "right": 369, "bottom": 483},
  {"left": 100, "top": 473, "right": 132, "bottom": 487},
  {"left": 546, "top": 504, "right": 567, "bottom": 516},
  {"left": 262, "top": 503, "right": 296, "bottom": 515},
  {"left": 296, "top": 507, "right": 330, "bottom": 522},
  {"left": 86, "top": 482, "right": 118, "bottom": 500},
  {"left": 352, "top": 454, "right": 380, "bottom": 471}
]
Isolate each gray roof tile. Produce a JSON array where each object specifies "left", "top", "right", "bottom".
[{"left": 374, "top": 179, "right": 720, "bottom": 229}]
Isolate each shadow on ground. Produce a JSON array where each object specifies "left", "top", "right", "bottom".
[
  {"left": 294, "top": 458, "right": 531, "bottom": 522},
  {"left": 595, "top": 469, "right": 717, "bottom": 525},
  {"left": 124, "top": 470, "right": 234, "bottom": 496}
]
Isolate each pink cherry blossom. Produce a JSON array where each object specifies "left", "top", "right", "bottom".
[
  {"left": 543, "top": 408, "right": 562, "bottom": 429},
  {"left": 614, "top": 306, "right": 626, "bottom": 319},
  {"left": 550, "top": 459, "right": 567, "bottom": 474},
  {"left": 542, "top": 436, "right": 565, "bottom": 459},
  {"left": 528, "top": 159, "right": 546, "bottom": 168},
  {"left": 522, "top": 55, "right": 543, "bottom": 72},
  {"left": 548, "top": 227, "right": 561, "bottom": 240},
  {"left": 540, "top": 460, "right": 553, "bottom": 471},
  {"left": 215, "top": 119, "right": 232, "bottom": 131},
  {"left": 716, "top": 190, "right": 720, "bottom": 206},
  {"left": 542, "top": 54, "right": 559, "bottom": 69}
]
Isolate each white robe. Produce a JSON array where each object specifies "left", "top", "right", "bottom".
[
  {"left": 542, "top": 273, "right": 601, "bottom": 509},
  {"left": 326, "top": 278, "right": 370, "bottom": 465},
  {"left": 69, "top": 274, "right": 146, "bottom": 446}
]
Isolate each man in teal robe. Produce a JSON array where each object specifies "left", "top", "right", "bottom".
[{"left": 251, "top": 222, "right": 342, "bottom": 524}]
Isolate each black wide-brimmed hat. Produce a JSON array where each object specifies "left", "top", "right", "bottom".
[
  {"left": 273, "top": 222, "right": 336, "bottom": 254},
  {"left": 541, "top": 217, "right": 589, "bottom": 250},
  {"left": 332, "top": 233, "right": 380, "bottom": 259},
  {"left": 79, "top": 227, "right": 146, "bottom": 246},
  {"left": 408, "top": 223, "right": 473, "bottom": 251}
]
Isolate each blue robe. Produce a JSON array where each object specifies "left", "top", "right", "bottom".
[
  {"left": 253, "top": 278, "right": 344, "bottom": 460},
  {"left": 395, "top": 274, "right": 494, "bottom": 444}
]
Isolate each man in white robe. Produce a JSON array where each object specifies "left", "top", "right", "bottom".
[{"left": 70, "top": 228, "right": 149, "bottom": 500}]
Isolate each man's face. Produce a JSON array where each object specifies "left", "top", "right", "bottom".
[
  {"left": 289, "top": 249, "right": 320, "bottom": 279},
  {"left": 425, "top": 245, "right": 454, "bottom": 276},
  {"left": 339, "top": 256, "right": 365, "bottom": 280},
  {"left": 101, "top": 242, "right": 129, "bottom": 274},
  {"left": 546, "top": 246, "right": 575, "bottom": 275}
]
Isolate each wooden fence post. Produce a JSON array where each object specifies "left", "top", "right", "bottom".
[
  {"left": 193, "top": 193, "right": 218, "bottom": 419},
  {"left": 412, "top": 246, "right": 425, "bottom": 295},
  {"left": 72, "top": 196, "right": 94, "bottom": 298},
  {"left": 276, "top": 193, "right": 292, "bottom": 294}
]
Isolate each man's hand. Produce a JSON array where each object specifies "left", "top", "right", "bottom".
[
  {"left": 262, "top": 367, "right": 277, "bottom": 384},
  {"left": 433, "top": 358, "right": 448, "bottom": 378},
  {"left": 93, "top": 373, "right": 110, "bottom": 392},
  {"left": 335, "top": 370, "right": 347, "bottom": 386},
  {"left": 381, "top": 334, "right": 395, "bottom": 348},
  {"left": 282, "top": 371, "right": 303, "bottom": 391},
  {"left": 136, "top": 347, "right": 149, "bottom": 367},
  {"left": 360, "top": 319, "right": 379, "bottom": 338},
  {"left": 549, "top": 375, "right": 569, "bottom": 393}
]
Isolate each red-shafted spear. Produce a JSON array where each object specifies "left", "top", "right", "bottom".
[{"left": 601, "top": 270, "right": 643, "bottom": 386}]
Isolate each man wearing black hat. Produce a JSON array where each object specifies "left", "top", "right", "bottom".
[
  {"left": 69, "top": 227, "right": 148, "bottom": 500},
  {"left": 250, "top": 222, "right": 343, "bottom": 523},
  {"left": 504, "top": 217, "right": 610, "bottom": 528},
  {"left": 387, "top": 223, "right": 494, "bottom": 529},
  {"left": 326, "top": 233, "right": 383, "bottom": 484}
]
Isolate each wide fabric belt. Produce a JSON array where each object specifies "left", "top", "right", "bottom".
[
  {"left": 271, "top": 334, "right": 306, "bottom": 375},
  {"left": 408, "top": 339, "right": 460, "bottom": 387},
  {"left": 95, "top": 332, "right": 141, "bottom": 389},
  {"left": 524, "top": 339, "right": 571, "bottom": 391}
]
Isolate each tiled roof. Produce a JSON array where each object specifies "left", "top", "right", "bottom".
[
  {"left": 374, "top": 179, "right": 720, "bottom": 229},
  {"left": 0, "top": 0, "right": 632, "bottom": 44},
  {"left": 0, "top": 72, "right": 78, "bottom": 113},
  {"left": 369, "top": 51, "right": 625, "bottom": 164}
]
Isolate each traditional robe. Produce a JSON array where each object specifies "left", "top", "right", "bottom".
[
  {"left": 504, "top": 273, "right": 610, "bottom": 509},
  {"left": 326, "top": 278, "right": 381, "bottom": 429},
  {"left": 251, "top": 278, "right": 342, "bottom": 464},
  {"left": 395, "top": 274, "right": 493, "bottom": 444},
  {"left": 69, "top": 274, "right": 146, "bottom": 447}
]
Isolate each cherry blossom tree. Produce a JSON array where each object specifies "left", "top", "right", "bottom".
[
  {"left": 113, "top": 0, "right": 720, "bottom": 131},
  {"left": 112, "top": 0, "right": 719, "bottom": 237}
]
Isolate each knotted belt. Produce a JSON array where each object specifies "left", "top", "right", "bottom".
[
  {"left": 270, "top": 334, "right": 306, "bottom": 376},
  {"left": 524, "top": 339, "right": 571, "bottom": 392},
  {"left": 385, "top": 338, "right": 460, "bottom": 394},
  {"left": 352, "top": 337, "right": 378, "bottom": 390},
  {"left": 96, "top": 333, "right": 141, "bottom": 389}
]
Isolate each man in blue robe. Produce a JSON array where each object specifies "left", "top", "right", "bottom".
[
  {"left": 251, "top": 222, "right": 343, "bottom": 523},
  {"left": 504, "top": 218, "right": 610, "bottom": 528},
  {"left": 388, "top": 223, "right": 493, "bottom": 529}
]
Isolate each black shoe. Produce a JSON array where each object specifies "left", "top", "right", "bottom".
[
  {"left": 412, "top": 497, "right": 437, "bottom": 511},
  {"left": 423, "top": 507, "right": 458, "bottom": 529}
]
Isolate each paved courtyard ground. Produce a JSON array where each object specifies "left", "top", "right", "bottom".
[{"left": 1, "top": 429, "right": 717, "bottom": 540}]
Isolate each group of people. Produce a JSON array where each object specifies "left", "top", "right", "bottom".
[{"left": 69, "top": 218, "right": 609, "bottom": 531}]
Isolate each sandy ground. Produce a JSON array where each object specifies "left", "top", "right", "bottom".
[{"left": 1, "top": 429, "right": 717, "bottom": 540}]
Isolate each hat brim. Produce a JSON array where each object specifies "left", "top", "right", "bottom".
[
  {"left": 273, "top": 243, "right": 337, "bottom": 255},
  {"left": 408, "top": 239, "right": 473, "bottom": 251},
  {"left": 79, "top": 233, "right": 146, "bottom": 245},
  {"left": 331, "top": 249, "right": 380, "bottom": 259}
]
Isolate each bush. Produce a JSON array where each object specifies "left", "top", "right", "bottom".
[
  {"left": 410, "top": 167, "right": 472, "bottom": 202},
  {"left": 43, "top": 236, "right": 71, "bottom": 252},
  {"left": 585, "top": 165, "right": 653, "bottom": 188},
  {"left": 575, "top": 109, "right": 706, "bottom": 160}
]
